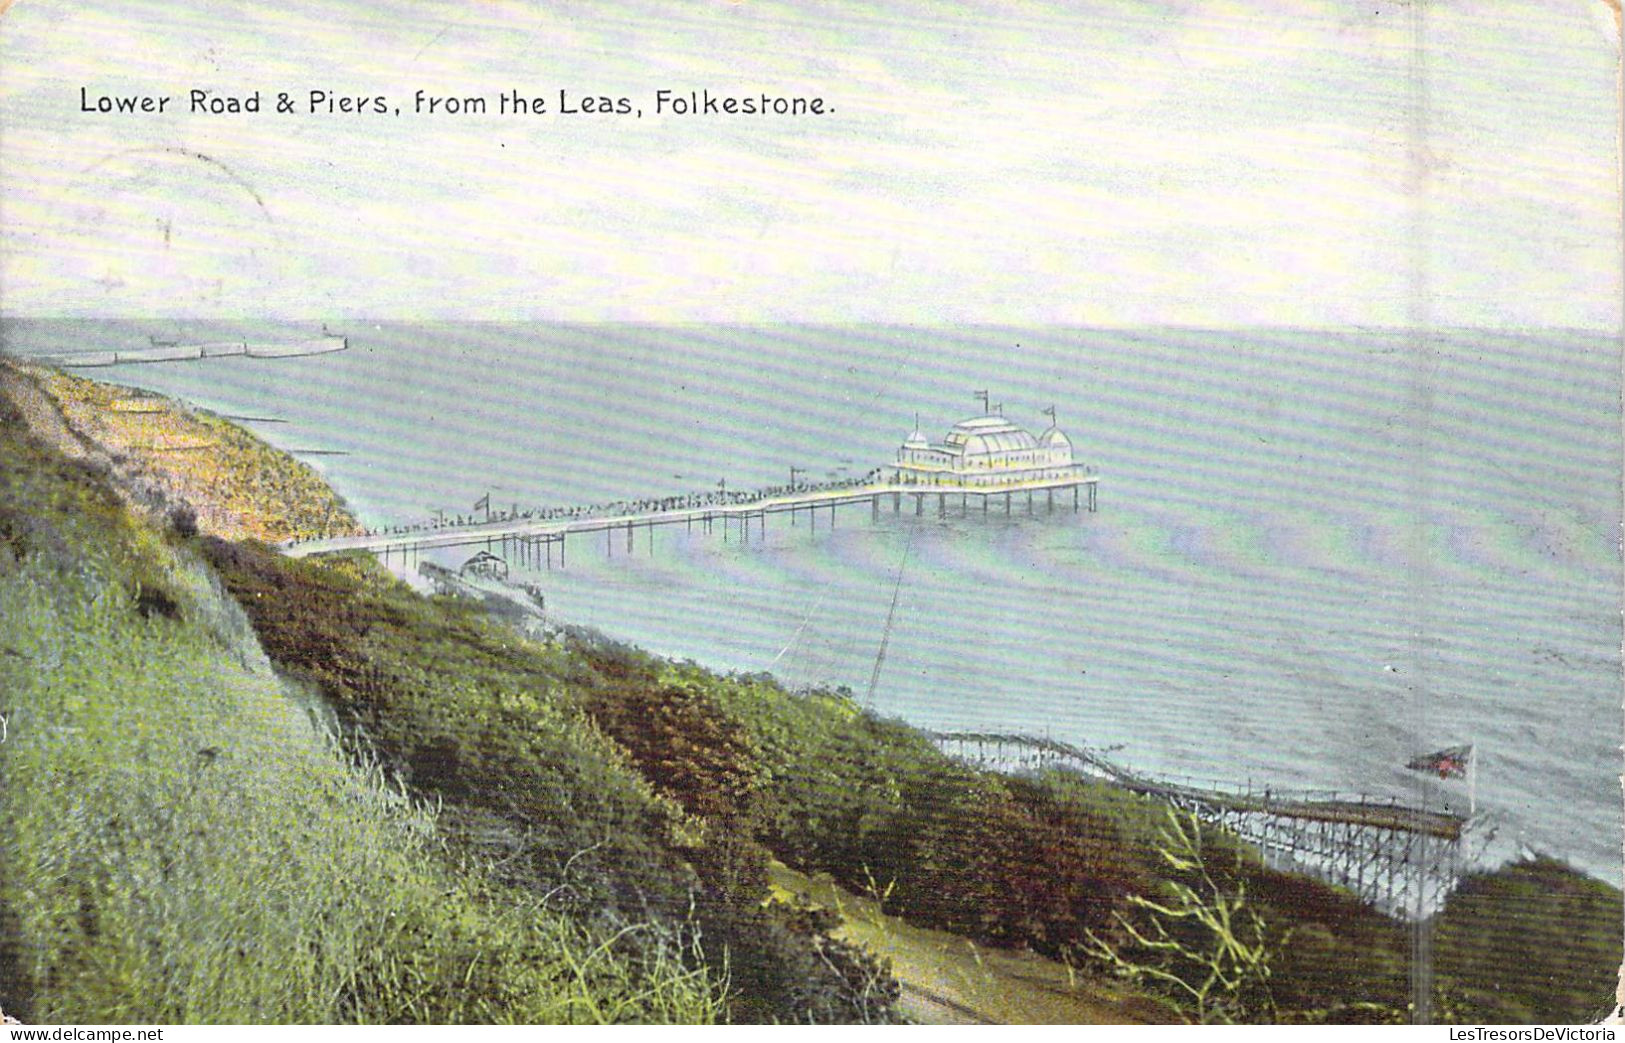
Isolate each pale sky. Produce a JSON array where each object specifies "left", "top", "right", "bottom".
[{"left": 1, "top": 0, "right": 1620, "bottom": 327}]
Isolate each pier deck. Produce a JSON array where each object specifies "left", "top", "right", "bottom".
[
  {"left": 928, "top": 730, "right": 1463, "bottom": 840},
  {"left": 283, "top": 474, "right": 1100, "bottom": 560}
]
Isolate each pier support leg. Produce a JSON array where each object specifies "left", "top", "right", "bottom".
[
  {"left": 1027, "top": 490, "right": 1033, "bottom": 514},
  {"left": 560, "top": 533, "right": 565, "bottom": 569},
  {"left": 1047, "top": 488, "right": 1054, "bottom": 513},
  {"left": 1005, "top": 492, "right": 1011, "bottom": 514},
  {"left": 1074, "top": 486, "right": 1079, "bottom": 512},
  {"left": 893, "top": 492, "right": 900, "bottom": 512},
  {"left": 1090, "top": 484, "right": 1097, "bottom": 512},
  {"left": 915, "top": 494, "right": 922, "bottom": 516},
  {"left": 938, "top": 493, "right": 945, "bottom": 517},
  {"left": 872, "top": 496, "right": 879, "bottom": 521}
]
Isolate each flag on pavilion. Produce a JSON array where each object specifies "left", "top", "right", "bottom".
[{"left": 1406, "top": 744, "right": 1473, "bottom": 780}]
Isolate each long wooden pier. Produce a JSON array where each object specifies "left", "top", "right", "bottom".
[
  {"left": 283, "top": 475, "right": 1100, "bottom": 562},
  {"left": 930, "top": 731, "right": 1469, "bottom": 917}
]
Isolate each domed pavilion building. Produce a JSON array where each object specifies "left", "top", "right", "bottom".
[{"left": 891, "top": 407, "right": 1083, "bottom": 487}]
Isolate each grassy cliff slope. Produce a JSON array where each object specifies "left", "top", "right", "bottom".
[
  {"left": 0, "top": 391, "right": 720, "bottom": 1024},
  {"left": 1, "top": 360, "right": 359, "bottom": 543}
]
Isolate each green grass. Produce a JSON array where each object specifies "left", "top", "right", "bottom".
[
  {"left": 18, "top": 361, "right": 361, "bottom": 543},
  {"left": 193, "top": 541, "right": 904, "bottom": 1024},
  {"left": 0, "top": 414, "right": 722, "bottom": 1024},
  {"left": 648, "top": 664, "right": 1623, "bottom": 1024},
  {"left": 667, "top": 663, "right": 1156, "bottom": 950},
  {"left": 8, "top": 365, "right": 1617, "bottom": 1025}
]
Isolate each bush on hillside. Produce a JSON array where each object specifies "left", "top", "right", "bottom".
[
  {"left": 195, "top": 538, "right": 901, "bottom": 1023},
  {"left": 1434, "top": 856, "right": 1622, "bottom": 1024}
]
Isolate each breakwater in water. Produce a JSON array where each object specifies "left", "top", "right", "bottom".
[{"left": 35, "top": 334, "right": 346, "bottom": 367}]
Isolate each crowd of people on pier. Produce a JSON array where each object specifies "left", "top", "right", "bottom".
[{"left": 304, "top": 468, "right": 889, "bottom": 543}]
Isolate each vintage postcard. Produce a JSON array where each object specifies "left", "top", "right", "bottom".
[{"left": 1, "top": 0, "right": 1621, "bottom": 1028}]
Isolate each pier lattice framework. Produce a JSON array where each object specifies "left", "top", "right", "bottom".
[{"left": 929, "top": 731, "right": 1467, "bottom": 918}]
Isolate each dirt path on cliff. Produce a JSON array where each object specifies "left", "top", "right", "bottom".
[{"left": 769, "top": 862, "right": 1166, "bottom": 1025}]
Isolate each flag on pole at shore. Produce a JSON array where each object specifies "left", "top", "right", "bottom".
[
  {"left": 1406, "top": 744, "right": 1473, "bottom": 780},
  {"left": 473, "top": 493, "right": 490, "bottom": 514}
]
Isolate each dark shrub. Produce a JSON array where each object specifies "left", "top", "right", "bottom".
[
  {"left": 167, "top": 503, "right": 199, "bottom": 538},
  {"left": 133, "top": 581, "right": 180, "bottom": 619}
]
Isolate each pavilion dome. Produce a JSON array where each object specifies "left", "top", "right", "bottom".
[
  {"left": 943, "top": 415, "right": 1038, "bottom": 457},
  {"left": 1038, "top": 426, "right": 1072, "bottom": 451},
  {"left": 961, "top": 430, "right": 1039, "bottom": 456}
]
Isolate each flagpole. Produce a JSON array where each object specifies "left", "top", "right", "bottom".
[{"left": 1468, "top": 741, "right": 1476, "bottom": 819}]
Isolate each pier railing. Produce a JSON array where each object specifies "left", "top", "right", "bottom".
[{"left": 283, "top": 473, "right": 1101, "bottom": 561}]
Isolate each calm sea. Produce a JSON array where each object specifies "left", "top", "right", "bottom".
[{"left": 6, "top": 320, "right": 1620, "bottom": 884}]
